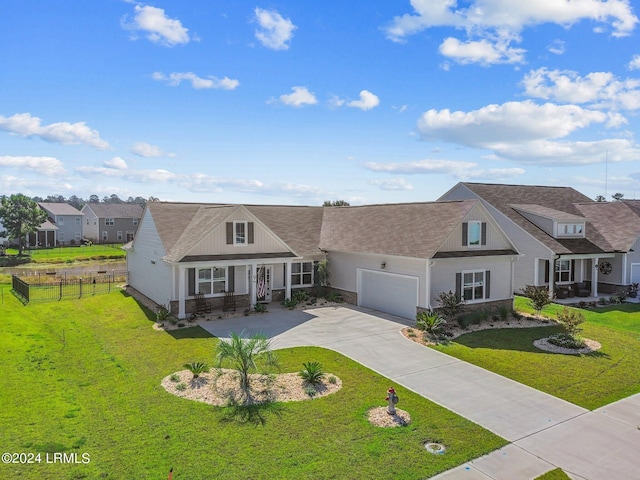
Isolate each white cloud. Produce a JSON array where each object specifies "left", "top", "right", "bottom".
[
  {"left": 385, "top": 0, "right": 637, "bottom": 65},
  {"left": 254, "top": 8, "right": 296, "bottom": 50},
  {"left": 0, "top": 112, "right": 109, "bottom": 149},
  {"left": 123, "top": 5, "right": 190, "bottom": 47},
  {"left": 370, "top": 178, "right": 414, "bottom": 191},
  {"left": 386, "top": 0, "right": 638, "bottom": 41},
  {"left": 547, "top": 39, "right": 566, "bottom": 55},
  {"left": 439, "top": 37, "right": 525, "bottom": 65},
  {"left": 152, "top": 72, "right": 239, "bottom": 90},
  {"left": 103, "top": 157, "right": 128, "bottom": 170},
  {"left": 0, "top": 155, "right": 66, "bottom": 176},
  {"left": 278, "top": 86, "right": 317, "bottom": 107},
  {"left": 364, "top": 158, "right": 525, "bottom": 181},
  {"left": 628, "top": 54, "right": 640, "bottom": 70},
  {"left": 417, "top": 100, "right": 610, "bottom": 147},
  {"left": 347, "top": 90, "right": 380, "bottom": 110},
  {"left": 131, "top": 141, "right": 175, "bottom": 158},
  {"left": 522, "top": 68, "right": 640, "bottom": 110}
]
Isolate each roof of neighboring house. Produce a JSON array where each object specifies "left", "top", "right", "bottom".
[
  {"left": 623, "top": 200, "right": 640, "bottom": 217},
  {"left": 38, "top": 202, "right": 83, "bottom": 216},
  {"left": 38, "top": 219, "right": 58, "bottom": 231},
  {"left": 509, "top": 204, "right": 585, "bottom": 222},
  {"left": 575, "top": 202, "right": 640, "bottom": 252},
  {"left": 319, "top": 200, "right": 480, "bottom": 258},
  {"left": 145, "top": 202, "right": 324, "bottom": 262},
  {"left": 458, "top": 183, "right": 614, "bottom": 255},
  {"left": 82, "top": 203, "right": 144, "bottom": 218}
]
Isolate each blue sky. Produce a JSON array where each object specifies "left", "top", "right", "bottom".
[{"left": 1, "top": 0, "right": 640, "bottom": 205}]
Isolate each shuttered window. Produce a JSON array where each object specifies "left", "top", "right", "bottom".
[
  {"left": 462, "top": 222, "right": 487, "bottom": 247},
  {"left": 457, "top": 270, "right": 491, "bottom": 301},
  {"left": 226, "top": 222, "right": 255, "bottom": 245}
]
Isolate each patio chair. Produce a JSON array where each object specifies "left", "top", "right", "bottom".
[
  {"left": 194, "top": 293, "right": 212, "bottom": 314},
  {"left": 573, "top": 282, "right": 590, "bottom": 298},
  {"left": 223, "top": 290, "right": 236, "bottom": 312}
]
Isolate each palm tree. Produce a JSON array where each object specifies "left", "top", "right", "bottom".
[{"left": 215, "top": 331, "right": 278, "bottom": 400}]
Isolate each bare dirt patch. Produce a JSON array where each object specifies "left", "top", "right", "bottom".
[{"left": 161, "top": 369, "right": 342, "bottom": 406}]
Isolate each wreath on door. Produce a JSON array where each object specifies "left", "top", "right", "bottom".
[{"left": 598, "top": 261, "right": 612, "bottom": 275}]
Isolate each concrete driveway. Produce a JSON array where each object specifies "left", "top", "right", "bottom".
[{"left": 200, "top": 304, "right": 640, "bottom": 480}]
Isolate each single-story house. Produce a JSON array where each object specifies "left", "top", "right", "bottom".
[
  {"left": 81, "top": 203, "right": 144, "bottom": 243},
  {"left": 439, "top": 183, "right": 626, "bottom": 297},
  {"left": 127, "top": 199, "right": 519, "bottom": 320}
]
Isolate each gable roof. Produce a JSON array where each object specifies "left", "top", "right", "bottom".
[
  {"left": 83, "top": 203, "right": 143, "bottom": 218},
  {"left": 38, "top": 202, "right": 83, "bottom": 216},
  {"left": 145, "top": 202, "right": 324, "bottom": 262},
  {"left": 575, "top": 201, "right": 640, "bottom": 252},
  {"left": 458, "top": 183, "right": 614, "bottom": 255},
  {"left": 320, "top": 200, "right": 480, "bottom": 258}
]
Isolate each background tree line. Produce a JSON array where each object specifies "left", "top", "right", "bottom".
[{"left": 31, "top": 193, "right": 160, "bottom": 211}]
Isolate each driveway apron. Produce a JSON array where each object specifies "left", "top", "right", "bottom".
[{"left": 200, "top": 305, "right": 640, "bottom": 480}]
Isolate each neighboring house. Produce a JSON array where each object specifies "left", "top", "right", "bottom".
[
  {"left": 0, "top": 219, "right": 8, "bottom": 246},
  {"left": 81, "top": 203, "right": 144, "bottom": 243},
  {"left": 439, "top": 183, "right": 621, "bottom": 297},
  {"left": 574, "top": 201, "right": 640, "bottom": 287},
  {"left": 29, "top": 202, "right": 83, "bottom": 247},
  {"left": 127, "top": 199, "right": 518, "bottom": 320}
]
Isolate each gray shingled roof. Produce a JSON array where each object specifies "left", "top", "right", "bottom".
[
  {"left": 320, "top": 200, "right": 478, "bottom": 258},
  {"left": 83, "top": 203, "right": 143, "bottom": 218},
  {"left": 575, "top": 202, "right": 640, "bottom": 252},
  {"left": 145, "top": 202, "right": 324, "bottom": 262},
  {"left": 509, "top": 204, "right": 585, "bottom": 221},
  {"left": 461, "top": 183, "right": 614, "bottom": 255},
  {"left": 38, "top": 202, "right": 83, "bottom": 216}
]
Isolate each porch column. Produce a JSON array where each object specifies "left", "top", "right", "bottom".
[
  {"left": 250, "top": 263, "right": 258, "bottom": 306},
  {"left": 178, "top": 264, "right": 186, "bottom": 319},
  {"left": 548, "top": 258, "right": 555, "bottom": 299},
  {"left": 285, "top": 260, "right": 292, "bottom": 301},
  {"left": 591, "top": 258, "right": 599, "bottom": 297}
]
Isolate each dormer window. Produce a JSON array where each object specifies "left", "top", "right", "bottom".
[
  {"left": 234, "top": 221, "right": 247, "bottom": 244},
  {"left": 557, "top": 223, "right": 584, "bottom": 237}
]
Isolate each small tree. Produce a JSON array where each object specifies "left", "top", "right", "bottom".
[
  {"left": 434, "top": 290, "right": 464, "bottom": 321},
  {"left": 299, "top": 361, "right": 325, "bottom": 386},
  {"left": 521, "top": 285, "right": 553, "bottom": 317},
  {"left": 0, "top": 194, "right": 49, "bottom": 254},
  {"left": 183, "top": 361, "right": 209, "bottom": 380},
  {"left": 215, "top": 331, "right": 278, "bottom": 402},
  {"left": 556, "top": 307, "right": 585, "bottom": 337},
  {"left": 416, "top": 311, "right": 447, "bottom": 335}
]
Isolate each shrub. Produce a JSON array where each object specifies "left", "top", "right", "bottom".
[
  {"left": 556, "top": 307, "right": 585, "bottom": 337},
  {"left": 253, "top": 303, "right": 267, "bottom": 313},
  {"left": 415, "top": 311, "right": 446, "bottom": 335},
  {"left": 457, "top": 314, "right": 474, "bottom": 330},
  {"left": 434, "top": 291, "right": 464, "bottom": 320},
  {"left": 328, "top": 375, "right": 337, "bottom": 385},
  {"left": 183, "top": 361, "right": 209, "bottom": 379},
  {"left": 292, "top": 290, "right": 309, "bottom": 304},
  {"left": 304, "top": 384, "right": 318, "bottom": 398},
  {"left": 169, "top": 373, "right": 180, "bottom": 383},
  {"left": 547, "top": 333, "right": 586, "bottom": 350},
  {"left": 282, "top": 298, "right": 297, "bottom": 309},
  {"left": 156, "top": 305, "right": 170, "bottom": 323},
  {"left": 299, "top": 361, "right": 325, "bottom": 386},
  {"left": 325, "top": 292, "right": 343, "bottom": 303},
  {"left": 598, "top": 297, "right": 608, "bottom": 305},
  {"left": 175, "top": 383, "right": 187, "bottom": 391},
  {"left": 499, "top": 307, "right": 509, "bottom": 321},
  {"left": 520, "top": 285, "right": 553, "bottom": 317}
]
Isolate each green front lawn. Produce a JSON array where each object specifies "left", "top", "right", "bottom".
[
  {"left": 3, "top": 244, "right": 125, "bottom": 265},
  {"left": 433, "top": 297, "right": 640, "bottom": 410},
  {"left": 0, "top": 286, "right": 505, "bottom": 479}
]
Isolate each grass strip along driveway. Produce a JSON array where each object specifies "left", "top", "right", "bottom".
[
  {"left": 0, "top": 287, "right": 505, "bottom": 479},
  {"left": 433, "top": 297, "right": 640, "bottom": 410}
]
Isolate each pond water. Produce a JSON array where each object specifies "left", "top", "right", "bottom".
[{"left": 1, "top": 260, "right": 127, "bottom": 276}]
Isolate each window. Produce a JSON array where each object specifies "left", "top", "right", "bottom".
[
  {"left": 102, "top": 231, "right": 108, "bottom": 241},
  {"left": 58, "top": 217, "right": 64, "bottom": 226},
  {"left": 75, "top": 232, "right": 82, "bottom": 241},
  {"left": 58, "top": 232, "right": 65, "bottom": 242},
  {"left": 198, "top": 267, "right": 226, "bottom": 295},
  {"left": 555, "top": 259, "right": 573, "bottom": 283},
  {"left": 235, "top": 221, "right": 247, "bottom": 244},
  {"left": 116, "top": 231, "right": 123, "bottom": 241},
  {"left": 558, "top": 223, "right": 584, "bottom": 236},
  {"left": 291, "top": 262, "right": 313, "bottom": 286},
  {"left": 75, "top": 217, "right": 81, "bottom": 225},
  {"left": 133, "top": 218, "right": 138, "bottom": 226},
  {"left": 462, "top": 271, "right": 485, "bottom": 301},
  {"left": 105, "top": 218, "right": 114, "bottom": 226},
  {"left": 86, "top": 218, "right": 90, "bottom": 225},
  {"left": 467, "top": 221, "right": 481, "bottom": 247}
]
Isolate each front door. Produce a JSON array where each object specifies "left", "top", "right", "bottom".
[{"left": 256, "top": 265, "right": 272, "bottom": 303}]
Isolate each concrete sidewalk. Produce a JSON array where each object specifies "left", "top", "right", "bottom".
[{"left": 200, "top": 305, "right": 640, "bottom": 480}]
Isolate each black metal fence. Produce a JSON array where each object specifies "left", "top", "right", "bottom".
[{"left": 11, "top": 271, "right": 128, "bottom": 304}]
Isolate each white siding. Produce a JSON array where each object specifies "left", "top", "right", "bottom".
[
  {"left": 441, "top": 184, "right": 553, "bottom": 292},
  {"left": 626, "top": 238, "right": 640, "bottom": 284},
  {"left": 127, "top": 210, "right": 172, "bottom": 306},
  {"left": 439, "top": 204, "right": 513, "bottom": 252},
  {"left": 329, "top": 251, "right": 428, "bottom": 307},
  {"left": 189, "top": 208, "right": 292, "bottom": 256},
  {"left": 430, "top": 256, "right": 513, "bottom": 305}
]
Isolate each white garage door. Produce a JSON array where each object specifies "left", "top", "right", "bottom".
[{"left": 358, "top": 269, "right": 418, "bottom": 320}]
